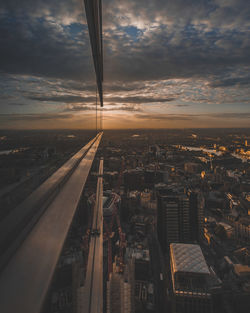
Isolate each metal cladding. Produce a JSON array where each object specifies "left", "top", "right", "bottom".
[
  {"left": 77, "top": 159, "right": 104, "bottom": 313},
  {"left": 170, "top": 243, "right": 210, "bottom": 275},
  {"left": 0, "top": 136, "right": 97, "bottom": 271},
  {"left": 84, "top": 0, "right": 103, "bottom": 107},
  {"left": 0, "top": 133, "right": 103, "bottom": 313}
]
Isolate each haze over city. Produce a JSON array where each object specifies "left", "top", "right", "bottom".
[{"left": 0, "top": 0, "right": 250, "bottom": 129}]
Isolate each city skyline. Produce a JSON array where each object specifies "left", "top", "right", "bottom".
[
  {"left": 0, "top": 0, "right": 250, "bottom": 129},
  {"left": 1, "top": 2, "right": 250, "bottom": 313}
]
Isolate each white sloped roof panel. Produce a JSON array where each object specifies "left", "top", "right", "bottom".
[{"left": 170, "top": 243, "right": 210, "bottom": 275}]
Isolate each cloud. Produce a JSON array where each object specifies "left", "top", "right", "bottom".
[
  {"left": 28, "top": 94, "right": 96, "bottom": 103},
  {"left": 0, "top": 13, "right": 93, "bottom": 81},
  {"left": 135, "top": 113, "right": 193, "bottom": 121},
  {"left": 134, "top": 112, "right": 250, "bottom": 121},
  {"left": 208, "top": 112, "right": 250, "bottom": 119},
  {"left": 0, "top": 113, "right": 73, "bottom": 121},
  {"left": 0, "top": 0, "right": 249, "bottom": 128},
  {"left": 64, "top": 103, "right": 143, "bottom": 112},
  {"left": 8, "top": 103, "right": 27, "bottom": 106},
  {"left": 0, "top": 0, "right": 84, "bottom": 25},
  {"left": 1, "top": 0, "right": 249, "bottom": 84},
  {"left": 26, "top": 92, "right": 175, "bottom": 104},
  {"left": 210, "top": 76, "right": 250, "bottom": 88},
  {"left": 106, "top": 96, "right": 175, "bottom": 103}
]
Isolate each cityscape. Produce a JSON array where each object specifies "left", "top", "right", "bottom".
[
  {"left": 0, "top": 128, "right": 250, "bottom": 313},
  {"left": 0, "top": 0, "right": 250, "bottom": 313}
]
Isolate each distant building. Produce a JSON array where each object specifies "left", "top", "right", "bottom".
[
  {"left": 104, "top": 171, "right": 119, "bottom": 189},
  {"left": 108, "top": 157, "right": 121, "bottom": 171},
  {"left": 234, "top": 218, "right": 250, "bottom": 242},
  {"left": 170, "top": 243, "right": 213, "bottom": 313},
  {"left": 221, "top": 260, "right": 250, "bottom": 313},
  {"left": 129, "top": 248, "right": 154, "bottom": 311},
  {"left": 157, "top": 194, "right": 190, "bottom": 250},
  {"left": 184, "top": 162, "right": 202, "bottom": 174},
  {"left": 144, "top": 170, "right": 155, "bottom": 187},
  {"left": 140, "top": 190, "right": 151, "bottom": 208},
  {"left": 234, "top": 247, "right": 250, "bottom": 266},
  {"left": 107, "top": 272, "right": 132, "bottom": 313},
  {"left": 124, "top": 169, "right": 144, "bottom": 191},
  {"left": 127, "top": 190, "right": 140, "bottom": 213},
  {"left": 42, "top": 146, "right": 56, "bottom": 159},
  {"left": 102, "top": 191, "right": 121, "bottom": 217},
  {"left": 217, "top": 222, "right": 234, "bottom": 239}
]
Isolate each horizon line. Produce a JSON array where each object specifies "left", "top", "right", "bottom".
[{"left": 1, "top": 127, "right": 250, "bottom": 131}]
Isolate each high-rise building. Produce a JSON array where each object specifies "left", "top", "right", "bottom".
[
  {"left": 144, "top": 170, "right": 155, "bottom": 187},
  {"left": 188, "top": 190, "right": 205, "bottom": 242},
  {"left": 140, "top": 190, "right": 151, "bottom": 208},
  {"left": 170, "top": 243, "right": 213, "bottom": 313},
  {"left": 157, "top": 194, "right": 190, "bottom": 250},
  {"left": 124, "top": 169, "right": 144, "bottom": 191}
]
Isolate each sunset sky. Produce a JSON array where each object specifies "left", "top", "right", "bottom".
[{"left": 0, "top": 0, "right": 250, "bottom": 129}]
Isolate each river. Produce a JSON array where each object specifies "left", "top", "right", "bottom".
[
  {"left": 0, "top": 148, "right": 29, "bottom": 156},
  {"left": 180, "top": 146, "right": 248, "bottom": 162}
]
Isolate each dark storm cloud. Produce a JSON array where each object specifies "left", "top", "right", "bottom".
[
  {"left": 27, "top": 93, "right": 175, "bottom": 104},
  {"left": 104, "top": 0, "right": 249, "bottom": 35},
  {"left": 210, "top": 76, "right": 250, "bottom": 88},
  {"left": 106, "top": 96, "right": 175, "bottom": 103},
  {"left": 0, "top": 13, "right": 93, "bottom": 81},
  {"left": 0, "top": 0, "right": 83, "bottom": 24},
  {"left": 0, "top": 0, "right": 249, "bottom": 84},
  {"left": 59, "top": 81, "right": 96, "bottom": 92},
  {"left": 0, "top": 0, "right": 249, "bottom": 125},
  {"left": 102, "top": 0, "right": 250, "bottom": 83},
  {"left": 104, "top": 27, "right": 250, "bottom": 83},
  {"left": 8, "top": 103, "right": 27, "bottom": 106},
  {"left": 28, "top": 94, "right": 96, "bottom": 103}
]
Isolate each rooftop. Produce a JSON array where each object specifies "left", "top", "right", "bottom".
[{"left": 170, "top": 243, "right": 210, "bottom": 275}]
